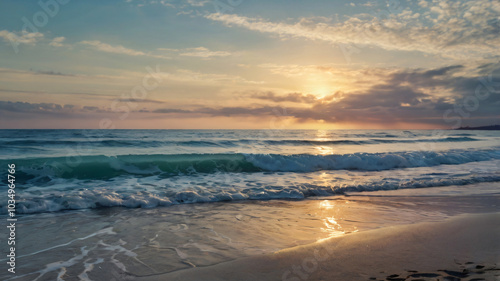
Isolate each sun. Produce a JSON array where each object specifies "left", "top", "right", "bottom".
[{"left": 311, "top": 85, "right": 335, "bottom": 99}]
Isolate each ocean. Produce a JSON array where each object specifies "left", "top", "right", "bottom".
[
  {"left": 1, "top": 129, "right": 499, "bottom": 214},
  {"left": 1, "top": 129, "right": 499, "bottom": 280}
]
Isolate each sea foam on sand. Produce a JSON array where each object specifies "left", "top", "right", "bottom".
[{"left": 140, "top": 213, "right": 500, "bottom": 281}]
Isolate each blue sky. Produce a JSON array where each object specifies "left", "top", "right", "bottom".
[{"left": 0, "top": 0, "right": 499, "bottom": 129}]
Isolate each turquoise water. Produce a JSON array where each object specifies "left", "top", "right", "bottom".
[{"left": 1, "top": 129, "right": 499, "bottom": 214}]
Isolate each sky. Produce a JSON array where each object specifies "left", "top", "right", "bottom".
[{"left": 0, "top": 0, "right": 499, "bottom": 129}]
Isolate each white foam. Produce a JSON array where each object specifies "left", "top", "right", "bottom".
[
  {"left": 7, "top": 227, "right": 116, "bottom": 261},
  {"left": 77, "top": 258, "right": 104, "bottom": 281},
  {"left": 244, "top": 149, "right": 500, "bottom": 172},
  {"left": 5, "top": 159, "right": 500, "bottom": 214}
]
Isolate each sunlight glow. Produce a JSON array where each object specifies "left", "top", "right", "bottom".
[
  {"left": 311, "top": 85, "right": 334, "bottom": 99},
  {"left": 319, "top": 200, "right": 334, "bottom": 209},
  {"left": 318, "top": 199, "right": 359, "bottom": 239}
]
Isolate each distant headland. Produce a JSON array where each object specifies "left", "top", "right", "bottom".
[{"left": 455, "top": 125, "right": 500, "bottom": 130}]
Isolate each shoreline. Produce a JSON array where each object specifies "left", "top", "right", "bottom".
[
  {"left": 139, "top": 212, "right": 500, "bottom": 281},
  {"left": 2, "top": 183, "right": 499, "bottom": 280}
]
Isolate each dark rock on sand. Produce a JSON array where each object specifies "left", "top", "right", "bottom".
[
  {"left": 443, "top": 276, "right": 461, "bottom": 281},
  {"left": 408, "top": 273, "right": 441, "bottom": 278},
  {"left": 439, "top": 269, "right": 469, "bottom": 278}
]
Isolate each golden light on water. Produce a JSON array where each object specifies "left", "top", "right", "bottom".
[
  {"left": 319, "top": 200, "right": 334, "bottom": 209},
  {"left": 318, "top": 200, "right": 359, "bottom": 239},
  {"left": 315, "top": 146, "right": 335, "bottom": 155},
  {"left": 313, "top": 130, "right": 336, "bottom": 155}
]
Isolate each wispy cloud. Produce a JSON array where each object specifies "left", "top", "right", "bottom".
[
  {"left": 0, "top": 88, "right": 115, "bottom": 99},
  {"left": 0, "top": 101, "right": 80, "bottom": 115},
  {"left": 186, "top": 0, "right": 210, "bottom": 7},
  {"left": 248, "top": 91, "right": 319, "bottom": 103},
  {"left": 180, "top": 47, "right": 231, "bottom": 58},
  {"left": 80, "top": 40, "right": 170, "bottom": 59},
  {"left": 0, "top": 30, "right": 44, "bottom": 45},
  {"left": 49, "top": 36, "right": 66, "bottom": 47},
  {"left": 80, "top": 40, "right": 146, "bottom": 56},
  {"left": 0, "top": 67, "right": 76, "bottom": 77},
  {"left": 205, "top": 0, "right": 500, "bottom": 59},
  {"left": 125, "top": 0, "right": 209, "bottom": 9},
  {"left": 33, "top": 69, "right": 76, "bottom": 76},
  {"left": 158, "top": 46, "right": 232, "bottom": 58},
  {"left": 163, "top": 69, "right": 263, "bottom": 84},
  {"left": 115, "top": 98, "right": 166, "bottom": 104}
]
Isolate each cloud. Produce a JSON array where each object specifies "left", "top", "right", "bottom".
[
  {"left": 125, "top": 0, "right": 208, "bottom": 9},
  {"left": 417, "top": 0, "right": 428, "bottom": 8},
  {"left": 150, "top": 64, "right": 500, "bottom": 127},
  {"left": 248, "top": 91, "right": 319, "bottom": 103},
  {"left": 180, "top": 47, "right": 231, "bottom": 58},
  {"left": 421, "top": 65, "right": 464, "bottom": 77},
  {"left": 49, "top": 36, "right": 66, "bottom": 47},
  {"left": 0, "top": 88, "right": 116, "bottom": 100},
  {"left": 301, "top": 65, "right": 499, "bottom": 124},
  {"left": 80, "top": 40, "right": 146, "bottom": 56},
  {"left": 0, "top": 67, "right": 77, "bottom": 78},
  {"left": 0, "top": 101, "right": 73, "bottom": 114},
  {"left": 205, "top": 0, "right": 500, "bottom": 59},
  {"left": 115, "top": 98, "right": 166, "bottom": 104},
  {"left": 80, "top": 40, "right": 170, "bottom": 59},
  {"left": 0, "top": 101, "right": 112, "bottom": 116},
  {"left": 152, "top": 105, "right": 290, "bottom": 118},
  {"left": 0, "top": 30, "right": 44, "bottom": 45},
  {"left": 158, "top": 46, "right": 231, "bottom": 58},
  {"left": 5, "top": 62, "right": 498, "bottom": 128},
  {"left": 152, "top": 108, "right": 193, "bottom": 114},
  {"left": 186, "top": 0, "right": 210, "bottom": 7},
  {"left": 257, "top": 63, "right": 391, "bottom": 92},
  {"left": 163, "top": 69, "right": 263, "bottom": 84},
  {"left": 125, "top": 0, "right": 174, "bottom": 7},
  {"left": 33, "top": 69, "right": 76, "bottom": 76},
  {"left": 360, "top": 1, "right": 377, "bottom": 7}
]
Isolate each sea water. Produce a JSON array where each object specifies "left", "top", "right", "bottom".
[{"left": 0, "top": 129, "right": 499, "bottom": 214}]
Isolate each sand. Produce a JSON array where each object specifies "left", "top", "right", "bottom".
[
  {"left": 3, "top": 183, "right": 499, "bottom": 281},
  {"left": 138, "top": 213, "right": 500, "bottom": 281}
]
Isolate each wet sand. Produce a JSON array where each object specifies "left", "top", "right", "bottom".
[
  {"left": 139, "top": 213, "right": 500, "bottom": 281},
  {"left": 1, "top": 183, "right": 499, "bottom": 280}
]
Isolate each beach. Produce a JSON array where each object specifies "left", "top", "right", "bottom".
[
  {"left": 145, "top": 212, "right": 500, "bottom": 281},
  {"left": 1, "top": 182, "right": 499, "bottom": 280},
  {"left": 0, "top": 129, "right": 499, "bottom": 280}
]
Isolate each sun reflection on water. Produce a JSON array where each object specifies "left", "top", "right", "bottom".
[
  {"left": 315, "top": 146, "right": 335, "bottom": 155},
  {"left": 314, "top": 130, "right": 335, "bottom": 155},
  {"left": 318, "top": 200, "right": 359, "bottom": 239}
]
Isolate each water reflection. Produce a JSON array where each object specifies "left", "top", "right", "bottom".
[
  {"left": 318, "top": 200, "right": 359, "bottom": 238},
  {"left": 314, "top": 146, "right": 335, "bottom": 155},
  {"left": 313, "top": 130, "right": 337, "bottom": 155}
]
